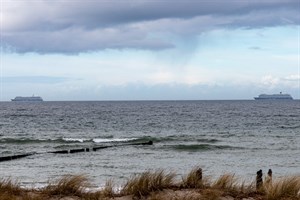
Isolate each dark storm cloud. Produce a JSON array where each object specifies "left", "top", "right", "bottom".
[{"left": 2, "top": 0, "right": 299, "bottom": 53}]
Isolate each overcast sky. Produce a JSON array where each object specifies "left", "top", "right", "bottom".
[{"left": 1, "top": 0, "right": 300, "bottom": 101}]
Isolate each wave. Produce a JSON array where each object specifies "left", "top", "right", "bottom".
[
  {"left": 132, "top": 136, "right": 173, "bottom": 143},
  {"left": 278, "top": 125, "right": 300, "bottom": 129},
  {"left": 0, "top": 137, "right": 61, "bottom": 144},
  {"left": 0, "top": 135, "right": 221, "bottom": 146},
  {"left": 92, "top": 138, "right": 137, "bottom": 143},
  {"left": 62, "top": 138, "right": 89, "bottom": 143},
  {"left": 6, "top": 114, "right": 37, "bottom": 118},
  {"left": 166, "top": 144, "right": 243, "bottom": 152},
  {"left": 61, "top": 137, "right": 138, "bottom": 143},
  {"left": 196, "top": 138, "right": 219, "bottom": 143},
  {"left": 0, "top": 137, "right": 94, "bottom": 144},
  {"left": 0, "top": 137, "right": 139, "bottom": 144},
  {"left": 132, "top": 135, "right": 220, "bottom": 144}
]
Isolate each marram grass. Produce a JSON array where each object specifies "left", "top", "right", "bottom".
[
  {"left": 42, "top": 174, "right": 89, "bottom": 197},
  {"left": 180, "top": 167, "right": 206, "bottom": 189},
  {"left": 264, "top": 176, "right": 300, "bottom": 200},
  {"left": 0, "top": 169, "right": 299, "bottom": 200},
  {"left": 0, "top": 178, "right": 23, "bottom": 195},
  {"left": 121, "top": 169, "right": 176, "bottom": 197}
]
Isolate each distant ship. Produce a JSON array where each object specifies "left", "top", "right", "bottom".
[
  {"left": 254, "top": 92, "right": 293, "bottom": 100},
  {"left": 11, "top": 95, "right": 43, "bottom": 102}
]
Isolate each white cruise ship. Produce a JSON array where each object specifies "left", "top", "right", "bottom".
[
  {"left": 254, "top": 92, "right": 293, "bottom": 100},
  {"left": 11, "top": 95, "right": 43, "bottom": 102}
]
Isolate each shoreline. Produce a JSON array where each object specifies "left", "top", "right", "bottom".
[{"left": 1, "top": 167, "right": 299, "bottom": 200}]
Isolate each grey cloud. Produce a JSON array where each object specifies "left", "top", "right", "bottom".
[
  {"left": 27, "top": 0, "right": 300, "bottom": 30},
  {"left": 5, "top": 0, "right": 299, "bottom": 31},
  {"left": 3, "top": 27, "right": 174, "bottom": 53},
  {"left": 2, "top": 0, "right": 300, "bottom": 53}
]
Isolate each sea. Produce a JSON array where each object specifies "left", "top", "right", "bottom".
[{"left": 0, "top": 100, "right": 299, "bottom": 187}]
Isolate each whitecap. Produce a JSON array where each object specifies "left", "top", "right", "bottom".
[
  {"left": 92, "top": 138, "right": 137, "bottom": 143},
  {"left": 62, "top": 138, "right": 86, "bottom": 143}
]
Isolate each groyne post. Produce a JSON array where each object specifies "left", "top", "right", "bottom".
[
  {"left": 196, "top": 168, "right": 202, "bottom": 181},
  {"left": 265, "top": 169, "right": 272, "bottom": 187},
  {"left": 256, "top": 169, "right": 263, "bottom": 190}
]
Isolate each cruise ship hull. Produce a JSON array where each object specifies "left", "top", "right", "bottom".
[
  {"left": 11, "top": 96, "right": 44, "bottom": 102},
  {"left": 254, "top": 93, "right": 293, "bottom": 100}
]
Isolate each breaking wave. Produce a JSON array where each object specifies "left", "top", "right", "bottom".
[
  {"left": 0, "top": 137, "right": 140, "bottom": 144},
  {"left": 92, "top": 138, "right": 137, "bottom": 143},
  {"left": 62, "top": 138, "right": 88, "bottom": 143}
]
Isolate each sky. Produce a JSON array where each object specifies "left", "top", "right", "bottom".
[{"left": 1, "top": 0, "right": 300, "bottom": 101}]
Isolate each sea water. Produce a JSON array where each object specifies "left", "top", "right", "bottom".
[{"left": 0, "top": 100, "right": 299, "bottom": 187}]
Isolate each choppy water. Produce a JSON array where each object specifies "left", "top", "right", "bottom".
[{"left": 0, "top": 100, "right": 299, "bottom": 187}]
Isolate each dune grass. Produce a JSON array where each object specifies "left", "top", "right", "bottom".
[
  {"left": 121, "top": 169, "right": 176, "bottom": 197},
  {"left": 42, "top": 174, "right": 89, "bottom": 197},
  {"left": 100, "top": 179, "right": 115, "bottom": 197},
  {"left": 180, "top": 167, "right": 206, "bottom": 189},
  {"left": 211, "top": 174, "right": 258, "bottom": 199},
  {"left": 0, "top": 178, "right": 22, "bottom": 195},
  {"left": 0, "top": 178, "right": 43, "bottom": 200},
  {"left": 0, "top": 169, "right": 299, "bottom": 200},
  {"left": 264, "top": 176, "right": 300, "bottom": 200},
  {"left": 212, "top": 174, "right": 237, "bottom": 190}
]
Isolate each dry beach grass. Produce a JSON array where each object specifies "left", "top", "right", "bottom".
[{"left": 0, "top": 168, "right": 299, "bottom": 200}]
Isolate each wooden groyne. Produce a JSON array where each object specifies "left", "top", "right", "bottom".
[
  {"left": 0, "top": 140, "right": 153, "bottom": 162},
  {"left": 0, "top": 153, "right": 36, "bottom": 162}
]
